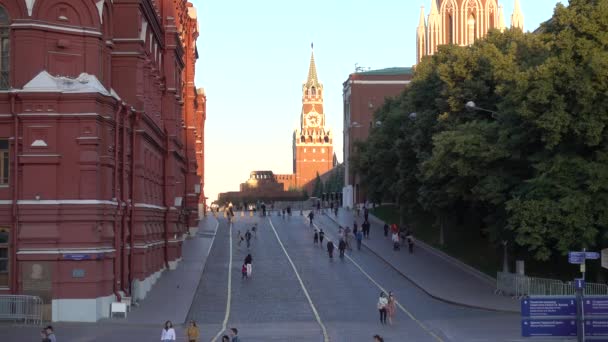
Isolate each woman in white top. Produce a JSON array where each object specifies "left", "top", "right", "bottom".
[
  {"left": 377, "top": 292, "right": 388, "bottom": 324},
  {"left": 161, "top": 320, "right": 176, "bottom": 341}
]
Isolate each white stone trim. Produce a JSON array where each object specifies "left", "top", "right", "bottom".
[
  {"left": 134, "top": 203, "right": 166, "bottom": 210},
  {"left": 168, "top": 257, "right": 182, "bottom": 270},
  {"left": 132, "top": 268, "right": 165, "bottom": 301},
  {"left": 17, "top": 199, "right": 118, "bottom": 205},
  {"left": 11, "top": 23, "right": 102, "bottom": 37},
  {"left": 17, "top": 247, "right": 115, "bottom": 255},
  {"left": 52, "top": 293, "right": 115, "bottom": 322}
]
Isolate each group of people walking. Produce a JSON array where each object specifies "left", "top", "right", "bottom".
[
  {"left": 160, "top": 321, "right": 241, "bottom": 342},
  {"left": 385, "top": 223, "right": 414, "bottom": 253},
  {"left": 236, "top": 225, "right": 256, "bottom": 249},
  {"left": 377, "top": 291, "right": 397, "bottom": 325}
]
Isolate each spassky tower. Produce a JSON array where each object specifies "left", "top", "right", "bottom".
[{"left": 293, "top": 44, "right": 334, "bottom": 189}]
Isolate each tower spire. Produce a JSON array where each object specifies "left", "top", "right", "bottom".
[
  {"left": 306, "top": 43, "right": 318, "bottom": 86},
  {"left": 427, "top": 0, "right": 441, "bottom": 54},
  {"left": 511, "top": 0, "right": 524, "bottom": 30},
  {"left": 498, "top": 5, "right": 506, "bottom": 32},
  {"left": 416, "top": 6, "right": 426, "bottom": 64}
]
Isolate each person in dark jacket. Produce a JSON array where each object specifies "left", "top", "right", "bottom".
[
  {"left": 327, "top": 240, "right": 334, "bottom": 259},
  {"left": 313, "top": 230, "right": 319, "bottom": 244},
  {"left": 319, "top": 229, "right": 325, "bottom": 244},
  {"left": 383, "top": 223, "right": 389, "bottom": 237},
  {"left": 338, "top": 239, "right": 346, "bottom": 258}
]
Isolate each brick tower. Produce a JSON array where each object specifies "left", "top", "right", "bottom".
[{"left": 293, "top": 45, "right": 333, "bottom": 190}]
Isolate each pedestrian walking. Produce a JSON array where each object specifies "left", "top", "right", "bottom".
[
  {"left": 241, "top": 263, "right": 247, "bottom": 279},
  {"left": 353, "top": 221, "right": 358, "bottom": 236},
  {"left": 338, "top": 238, "right": 346, "bottom": 258},
  {"left": 251, "top": 224, "right": 257, "bottom": 238},
  {"left": 40, "top": 328, "right": 50, "bottom": 342},
  {"left": 407, "top": 231, "right": 414, "bottom": 254},
  {"left": 327, "top": 240, "right": 334, "bottom": 259},
  {"left": 364, "top": 206, "right": 369, "bottom": 222},
  {"left": 313, "top": 230, "right": 319, "bottom": 244},
  {"left": 319, "top": 229, "right": 325, "bottom": 244},
  {"left": 392, "top": 232, "right": 400, "bottom": 251},
  {"left": 245, "top": 229, "right": 252, "bottom": 248},
  {"left": 308, "top": 211, "right": 314, "bottom": 226},
  {"left": 237, "top": 230, "right": 243, "bottom": 247},
  {"left": 387, "top": 291, "right": 396, "bottom": 325},
  {"left": 383, "top": 223, "right": 389, "bottom": 237},
  {"left": 334, "top": 205, "right": 338, "bottom": 216},
  {"left": 373, "top": 335, "right": 385, "bottom": 342},
  {"left": 377, "top": 292, "right": 388, "bottom": 325},
  {"left": 356, "top": 230, "right": 363, "bottom": 250},
  {"left": 229, "top": 327, "right": 240, "bottom": 342},
  {"left": 161, "top": 320, "right": 176, "bottom": 341},
  {"left": 363, "top": 220, "right": 370, "bottom": 238},
  {"left": 45, "top": 326, "right": 56, "bottom": 342},
  {"left": 244, "top": 254, "right": 253, "bottom": 277},
  {"left": 186, "top": 320, "right": 200, "bottom": 342}
]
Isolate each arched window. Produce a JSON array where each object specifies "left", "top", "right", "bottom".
[
  {"left": 311, "top": 87, "right": 316, "bottom": 96},
  {"left": 448, "top": 15, "right": 454, "bottom": 44},
  {"left": 0, "top": 7, "right": 9, "bottom": 89}
]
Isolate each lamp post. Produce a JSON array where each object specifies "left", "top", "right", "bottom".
[
  {"left": 465, "top": 101, "right": 497, "bottom": 116},
  {"left": 466, "top": 101, "right": 509, "bottom": 272}
]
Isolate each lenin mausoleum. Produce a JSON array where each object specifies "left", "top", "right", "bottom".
[{"left": 0, "top": 0, "right": 206, "bottom": 322}]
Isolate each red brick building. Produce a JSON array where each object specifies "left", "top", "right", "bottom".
[
  {"left": 0, "top": 0, "right": 205, "bottom": 322},
  {"left": 342, "top": 68, "right": 413, "bottom": 207}
]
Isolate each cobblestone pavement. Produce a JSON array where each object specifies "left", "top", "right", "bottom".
[{"left": 0, "top": 212, "right": 573, "bottom": 342}]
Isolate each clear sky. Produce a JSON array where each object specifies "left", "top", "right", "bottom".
[{"left": 191, "top": 0, "right": 565, "bottom": 203}]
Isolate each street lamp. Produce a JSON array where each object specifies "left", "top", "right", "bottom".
[
  {"left": 350, "top": 121, "right": 362, "bottom": 128},
  {"left": 465, "top": 101, "right": 497, "bottom": 115}
]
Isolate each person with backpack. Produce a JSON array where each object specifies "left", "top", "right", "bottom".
[
  {"left": 327, "top": 240, "right": 334, "bottom": 259},
  {"left": 338, "top": 239, "right": 346, "bottom": 258}
]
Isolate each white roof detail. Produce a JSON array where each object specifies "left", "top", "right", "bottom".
[
  {"left": 25, "top": 0, "right": 36, "bottom": 17},
  {"left": 96, "top": 0, "right": 104, "bottom": 24},
  {"left": 31, "top": 139, "right": 48, "bottom": 147},
  {"left": 23, "top": 71, "right": 112, "bottom": 96}
]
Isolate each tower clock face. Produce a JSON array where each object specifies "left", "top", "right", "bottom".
[{"left": 306, "top": 113, "right": 320, "bottom": 127}]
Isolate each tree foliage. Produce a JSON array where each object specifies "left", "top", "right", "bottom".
[{"left": 351, "top": 0, "right": 608, "bottom": 263}]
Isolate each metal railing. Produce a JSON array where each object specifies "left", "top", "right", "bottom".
[
  {"left": 0, "top": 295, "right": 43, "bottom": 325},
  {"left": 496, "top": 272, "right": 608, "bottom": 298}
]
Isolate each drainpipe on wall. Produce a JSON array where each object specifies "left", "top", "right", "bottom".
[
  {"left": 112, "top": 102, "right": 123, "bottom": 303},
  {"left": 9, "top": 92, "right": 18, "bottom": 294},
  {"left": 120, "top": 104, "right": 128, "bottom": 295},
  {"left": 128, "top": 108, "right": 139, "bottom": 295},
  {"left": 163, "top": 129, "right": 170, "bottom": 269}
]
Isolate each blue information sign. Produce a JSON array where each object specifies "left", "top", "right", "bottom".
[
  {"left": 521, "top": 297, "right": 577, "bottom": 317},
  {"left": 569, "top": 252, "right": 586, "bottom": 264},
  {"left": 585, "top": 297, "right": 608, "bottom": 316},
  {"left": 586, "top": 319, "right": 608, "bottom": 336},
  {"left": 522, "top": 319, "right": 577, "bottom": 337},
  {"left": 63, "top": 254, "right": 90, "bottom": 261},
  {"left": 586, "top": 252, "right": 601, "bottom": 260}
]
